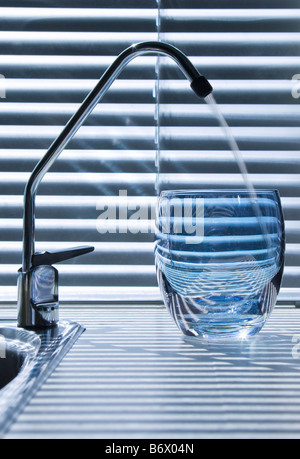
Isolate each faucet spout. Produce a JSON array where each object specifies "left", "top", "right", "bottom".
[{"left": 18, "top": 41, "right": 213, "bottom": 328}]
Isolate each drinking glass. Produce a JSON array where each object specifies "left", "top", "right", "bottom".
[{"left": 155, "top": 190, "right": 285, "bottom": 340}]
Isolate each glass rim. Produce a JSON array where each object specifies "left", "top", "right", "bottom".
[{"left": 159, "top": 189, "right": 280, "bottom": 198}]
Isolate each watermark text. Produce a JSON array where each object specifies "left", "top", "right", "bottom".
[
  {"left": 292, "top": 74, "right": 300, "bottom": 99},
  {"left": 0, "top": 335, "right": 6, "bottom": 359},
  {"left": 0, "top": 74, "right": 6, "bottom": 99},
  {"left": 292, "top": 334, "right": 300, "bottom": 359},
  {"left": 96, "top": 190, "right": 204, "bottom": 244}
]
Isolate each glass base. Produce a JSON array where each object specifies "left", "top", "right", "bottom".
[{"left": 177, "top": 313, "right": 268, "bottom": 341}]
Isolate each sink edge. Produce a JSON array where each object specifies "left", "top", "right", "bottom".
[{"left": 0, "top": 321, "right": 85, "bottom": 438}]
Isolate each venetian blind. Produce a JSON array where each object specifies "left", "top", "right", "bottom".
[
  {"left": 0, "top": 1, "right": 300, "bottom": 305},
  {"left": 157, "top": 0, "right": 300, "bottom": 305},
  {"left": 0, "top": 0, "right": 161, "bottom": 303}
]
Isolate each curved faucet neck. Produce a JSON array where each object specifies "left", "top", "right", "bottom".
[{"left": 22, "top": 41, "right": 212, "bottom": 273}]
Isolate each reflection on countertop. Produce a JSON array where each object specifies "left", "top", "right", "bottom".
[{"left": 2, "top": 304, "right": 300, "bottom": 439}]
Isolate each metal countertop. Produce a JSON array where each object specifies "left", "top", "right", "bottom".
[{"left": 2, "top": 304, "right": 300, "bottom": 439}]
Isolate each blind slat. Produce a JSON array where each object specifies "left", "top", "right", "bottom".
[
  {"left": 0, "top": 103, "right": 299, "bottom": 126},
  {"left": 2, "top": 241, "right": 300, "bottom": 266},
  {"left": 1, "top": 195, "right": 300, "bottom": 218},
  {"left": 0, "top": 264, "right": 299, "bottom": 289},
  {"left": 1, "top": 56, "right": 299, "bottom": 79}
]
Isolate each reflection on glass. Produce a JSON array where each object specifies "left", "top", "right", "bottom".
[{"left": 155, "top": 190, "right": 285, "bottom": 340}]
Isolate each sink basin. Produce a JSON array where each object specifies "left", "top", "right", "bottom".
[
  {"left": 0, "top": 327, "right": 40, "bottom": 391},
  {"left": 0, "top": 321, "right": 84, "bottom": 438},
  {"left": 0, "top": 352, "right": 25, "bottom": 391}
]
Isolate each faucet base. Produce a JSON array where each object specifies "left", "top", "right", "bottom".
[{"left": 17, "top": 268, "right": 59, "bottom": 329}]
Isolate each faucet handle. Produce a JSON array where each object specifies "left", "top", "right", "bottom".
[
  {"left": 18, "top": 246, "right": 94, "bottom": 328},
  {"left": 31, "top": 246, "right": 95, "bottom": 268}
]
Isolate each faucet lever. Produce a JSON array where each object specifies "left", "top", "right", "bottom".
[
  {"left": 31, "top": 246, "right": 95, "bottom": 268},
  {"left": 18, "top": 245, "right": 94, "bottom": 328}
]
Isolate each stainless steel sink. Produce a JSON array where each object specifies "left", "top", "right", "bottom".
[
  {"left": 0, "top": 327, "right": 40, "bottom": 391},
  {"left": 0, "top": 321, "right": 84, "bottom": 438}
]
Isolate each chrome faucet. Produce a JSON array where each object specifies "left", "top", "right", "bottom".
[{"left": 17, "top": 41, "right": 213, "bottom": 329}]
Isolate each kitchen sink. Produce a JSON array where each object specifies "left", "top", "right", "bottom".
[
  {"left": 0, "top": 321, "right": 84, "bottom": 438},
  {"left": 0, "top": 327, "right": 40, "bottom": 391},
  {"left": 0, "top": 352, "right": 25, "bottom": 391}
]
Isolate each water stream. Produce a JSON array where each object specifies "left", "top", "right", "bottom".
[{"left": 204, "top": 93, "right": 272, "bottom": 251}]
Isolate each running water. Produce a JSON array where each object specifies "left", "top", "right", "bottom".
[
  {"left": 156, "top": 95, "right": 256, "bottom": 198},
  {"left": 204, "top": 93, "right": 271, "bottom": 251},
  {"left": 204, "top": 94, "right": 256, "bottom": 196}
]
